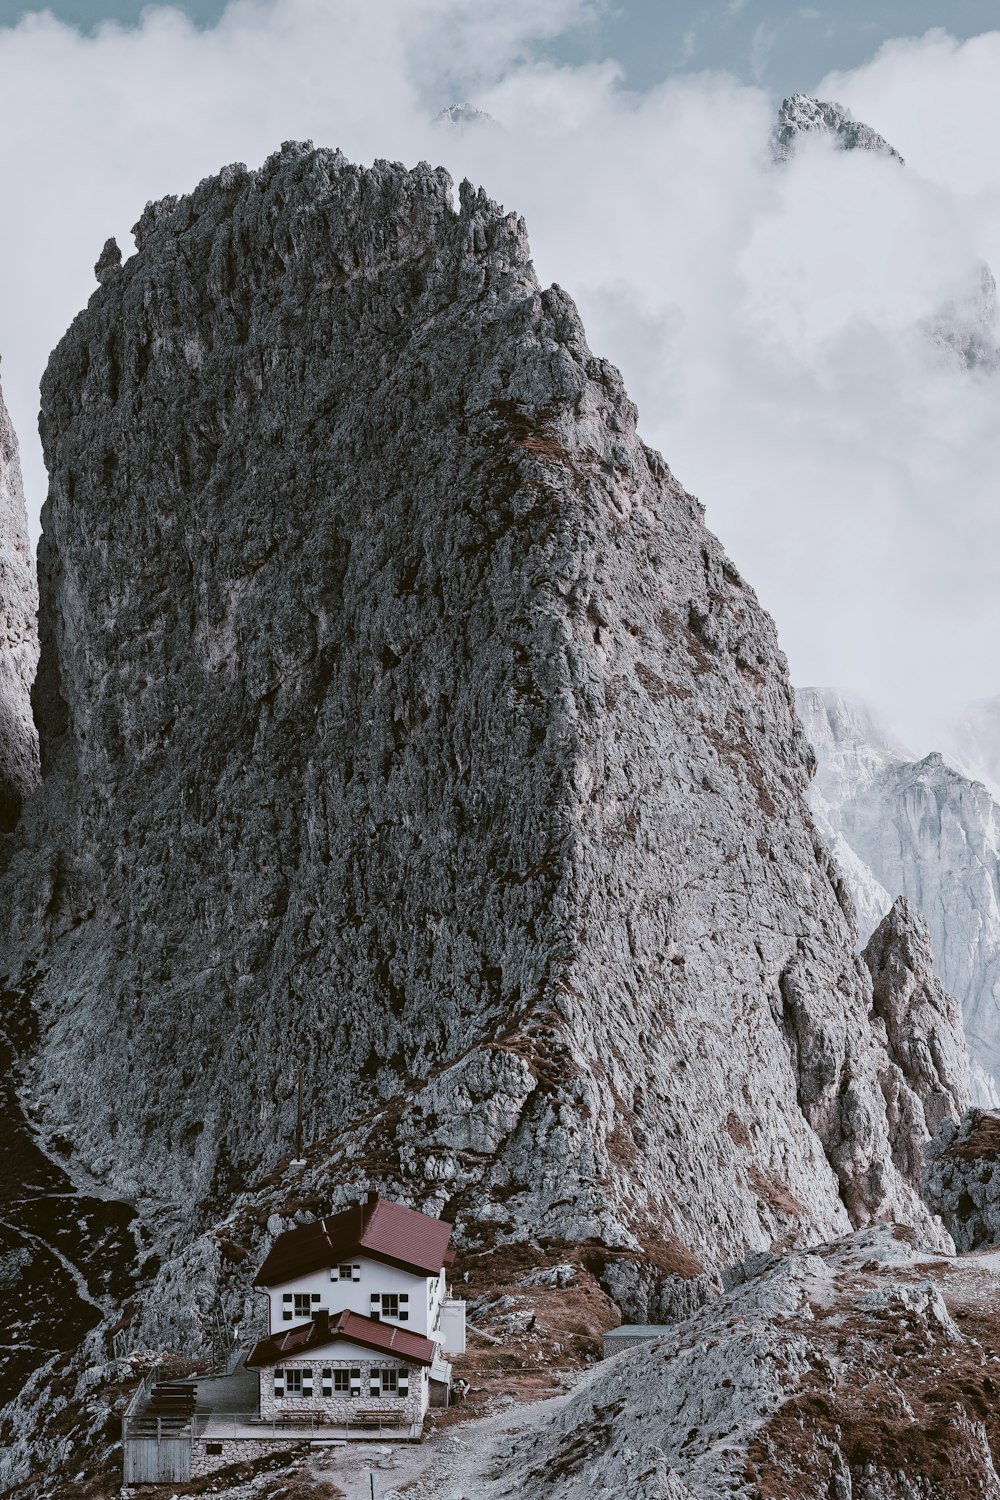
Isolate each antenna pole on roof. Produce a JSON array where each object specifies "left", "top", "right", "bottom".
[{"left": 295, "top": 1063, "right": 304, "bottom": 1162}]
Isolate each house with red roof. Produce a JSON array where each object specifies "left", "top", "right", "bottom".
[{"left": 245, "top": 1195, "right": 466, "bottom": 1435}]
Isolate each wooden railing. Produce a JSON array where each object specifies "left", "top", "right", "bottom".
[
  {"left": 121, "top": 1366, "right": 161, "bottom": 1442},
  {"left": 192, "top": 1410, "right": 422, "bottom": 1441}
]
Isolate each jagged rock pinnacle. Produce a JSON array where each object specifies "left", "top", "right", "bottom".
[{"left": 94, "top": 236, "right": 122, "bottom": 285}]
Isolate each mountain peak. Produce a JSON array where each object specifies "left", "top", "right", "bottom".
[
  {"left": 433, "top": 102, "right": 498, "bottom": 130},
  {"left": 771, "top": 92, "right": 904, "bottom": 166}
]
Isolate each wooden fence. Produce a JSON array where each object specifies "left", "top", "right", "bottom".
[{"left": 123, "top": 1436, "right": 192, "bottom": 1483}]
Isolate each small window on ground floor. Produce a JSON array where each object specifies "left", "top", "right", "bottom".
[
  {"left": 206, "top": 1443, "right": 223, "bottom": 1456},
  {"left": 381, "top": 1369, "right": 398, "bottom": 1394},
  {"left": 285, "top": 1368, "right": 303, "bottom": 1394},
  {"left": 334, "top": 1370, "right": 351, "bottom": 1393}
]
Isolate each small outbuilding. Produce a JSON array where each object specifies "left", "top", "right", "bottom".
[{"left": 602, "top": 1324, "right": 673, "bottom": 1357}]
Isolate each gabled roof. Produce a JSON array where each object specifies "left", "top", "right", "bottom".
[
  {"left": 253, "top": 1197, "right": 454, "bottom": 1286},
  {"left": 246, "top": 1308, "right": 436, "bottom": 1369}
]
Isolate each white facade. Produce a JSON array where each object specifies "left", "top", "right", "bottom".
[{"left": 263, "top": 1254, "right": 464, "bottom": 1353}]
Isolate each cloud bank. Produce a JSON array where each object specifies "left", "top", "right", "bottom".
[{"left": 0, "top": 2, "right": 998, "bottom": 749}]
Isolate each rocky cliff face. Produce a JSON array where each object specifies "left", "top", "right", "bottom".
[
  {"left": 863, "top": 898, "right": 971, "bottom": 1186},
  {"left": 924, "top": 1109, "right": 1000, "bottom": 1252},
  {"left": 798, "top": 688, "right": 1000, "bottom": 1105},
  {"left": 0, "top": 373, "right": 39, "bottom": 851},
  {"left": 0, "top": 147, "right": 958, "bottom": 1365},
  {"left": 929, "top": 261, "right": 1000, "bottom": 372}
]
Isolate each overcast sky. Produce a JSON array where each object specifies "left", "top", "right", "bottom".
[
  {"left": 0, "top": 0, "right": 997, "bottom": 753},
  {"left": 5, "top": 0, "right": 1000, "bottom": 93}
]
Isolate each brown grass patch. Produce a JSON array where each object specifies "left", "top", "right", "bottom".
[
  {"left": 634, "top": 661, "right": 689, "bottom": 703},
  {"left": 749, "top": 1166, "right": 805, "bottom": 1219},
  {"left": 946, "top": 1114, "right": 1000, "bottom": 1163}
]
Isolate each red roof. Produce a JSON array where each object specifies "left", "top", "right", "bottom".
[
  {"left": 253, "top": 1197, "right": 454, "bottom": 1287},
  {"left": 246, "top": 1308, "right": 436, "bottom": 1369}
]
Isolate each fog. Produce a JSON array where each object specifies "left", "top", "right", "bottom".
[{"left": 0, "top": 2, "right": 997, "bottom": 751}]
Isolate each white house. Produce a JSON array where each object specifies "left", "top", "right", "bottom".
[{"left": 246, "top": 1195, "right": 466, "bottom": 1434}]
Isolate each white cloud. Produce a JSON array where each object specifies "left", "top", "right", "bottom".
[{"left": 0, "top": 4, "right": 998, "bottom": 750}]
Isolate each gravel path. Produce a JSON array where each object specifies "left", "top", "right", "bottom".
[{"left": 306, "top": 1393, "right": 571, "bottom": 1500}]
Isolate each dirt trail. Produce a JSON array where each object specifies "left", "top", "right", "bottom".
[{"left": 306, "top": 1393, "right": 572, "bottom": 1500}]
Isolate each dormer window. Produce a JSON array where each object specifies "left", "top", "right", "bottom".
[{"left": 329, "top": 1262, "right": 360, "bottom": 1282}]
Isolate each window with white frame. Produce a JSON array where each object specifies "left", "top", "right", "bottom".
[
  {"left": 293, "top": 1293, "right": 315, "bottom": 1318},
  {"left": 285, "top": 1368, "right": 303, "bottom": 1395},
  {"left": 370, "top": 1292, "right": 408, "bottom": 1322},
  {"left": 334, "top": 1370, "right": 351, "bottom": 1393}
]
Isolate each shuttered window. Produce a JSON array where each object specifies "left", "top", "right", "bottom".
[
  {"left": 372, "top": 1292, "right": 408, "bottom": 1321},
  {"left": 274, "top": 1368, "right": 285, "bottom": 1397},
  {"left": 381, "top": 1369, "right": 398, "bottom": 1395}
]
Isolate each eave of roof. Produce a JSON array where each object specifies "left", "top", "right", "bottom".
[{"left": 246, "top": 1309, "right": 436, "bottom": 1369}]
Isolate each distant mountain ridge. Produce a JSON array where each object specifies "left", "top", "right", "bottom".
[
  {"left": 798, "top": 687, "right": 1000, "bottom": 1107},
  {"left": 771, "top": 94, "right": 1000, "bottom": 372}
]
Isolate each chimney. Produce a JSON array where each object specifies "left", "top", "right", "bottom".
[
  {"left": 366, "top": 1189, "right": 378, "bottom": 1207},
  {"left": 315, "top": 1307, "right": 329, "bottom": 1335}
]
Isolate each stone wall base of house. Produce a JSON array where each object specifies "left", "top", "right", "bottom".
[{"left": 191, "top": 1438, "right": 308, "bottom": 1477}]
